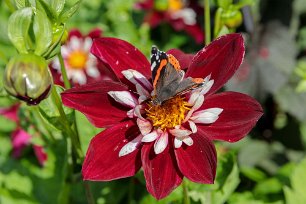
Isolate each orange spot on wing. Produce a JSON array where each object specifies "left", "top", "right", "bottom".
[
  {"left": 168, "top": 54, "right": 181, "bottom": 70},
  {"left": 192, "top": 78, "right": 204, "bottom": 83}
]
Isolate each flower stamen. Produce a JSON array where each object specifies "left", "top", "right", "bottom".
[
  {"left": 67, "top": 50, "right": 88, "bottom": 69},
  {"left": 146, "top": 96, "right": 190, "bottom": 130}
]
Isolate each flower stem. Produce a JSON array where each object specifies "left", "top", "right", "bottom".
[
  {"left": 57, "top": 52, "right": 81, "bottom": 147},
  {"left": 57, "top": 52, "right": 71, "bottom": 89},
  {"left": 204, "top": 0, "right": 211, "bottom": 45},
  {"left": 84, "top": 181, "right": 95, "bottom": 204},
  {"left": 182, "top": 180, "right": 190, "bottom": 204},
  {"left": 51, "top": 87, "right": 83, "bottom": 159}
]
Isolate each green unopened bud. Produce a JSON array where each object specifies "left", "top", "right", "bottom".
[
  {"left": 222, "top": 9, "right": 243, "bottom": 29},
  {"left": 3, "top": 54, "right": 53, "bottom": 105}
]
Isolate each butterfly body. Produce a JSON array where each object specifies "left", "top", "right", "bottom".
[{"left": 150, "top": 46, "right": 204, "bottom": 105}]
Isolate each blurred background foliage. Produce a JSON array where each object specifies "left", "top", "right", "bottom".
[{"left": 1, "top": 0, "right": 306, "bottom": 203}]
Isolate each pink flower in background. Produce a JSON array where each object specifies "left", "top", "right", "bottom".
[
  {"left": 135, "top": 0, "right": 204, "bottom": 44},
  {"left": 0, "top": 104, "right": 47, "bottom": 166},
  {"left": 50, "top": 28, "right": 117, "bottom": 86},
  {"left": 61, "top": 34, "right": 263, "bottom": 199}
]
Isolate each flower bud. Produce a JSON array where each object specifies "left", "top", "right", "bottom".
[
  {"left": 222, "top": 9, "right": 243, "bottom": 29},
  {"left": 3, "top": 54, "right": 53, "bottom": 105}
]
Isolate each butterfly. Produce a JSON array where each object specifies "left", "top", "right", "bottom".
[{"left": 150, "top": 46, "right": 205, "bottom": 105}]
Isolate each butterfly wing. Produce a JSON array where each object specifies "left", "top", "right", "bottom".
[{"left": 150, "top": 46, "right": 204, "bottom": 105}]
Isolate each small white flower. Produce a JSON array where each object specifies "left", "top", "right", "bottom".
[{"left": 52, "top": 36, "right": 100, "bottom": 85}]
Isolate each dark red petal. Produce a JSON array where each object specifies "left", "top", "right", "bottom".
[
  {"left": 144, "top": 11, "right": 164, "bottom": 28},
  {"left": 33, "top": 145, "right": 48, "bottom": 166},
  {"left": 175, "top": 134, "right": 217, "bottom": 183},
  {"left": 198, "top": 91, "right": 263, "bottom": 142},
  {"left": 186, "top": 34, "right": 245, "bottom": 95},
  {"left": 169, "top": 18, "right": 204, "bottom": 44},
  {"left": 184, "top": 24, "right": 204, "bottom": 44},
  {"left": 90, "top": 38, "right": 151, "bottom": 81},
  {"left": 88, "top": 28, "right": 102, "bottom": 39},
  {"left": 0, "top": 103, "right": 19, "bottom": 122},
  {"left": 82, "top": 121, "right": 141, "bottom": 181},
  {"left": 68, "top": 29, "right": 82, "bottom": 40},
  {"left": 141, "top": 142, "right": 183, "bottom": 200},
  {"left": 61, "top": 81, "right": 129, "bottom": 128},
  {"left": 166, "top": 49, "right": 194, "bottom": 70},
  {"left": 11, "top": 128, "right": 31, "bottom": 158},
  {"left": 134, "top": 0, "right": 154, "bottom": 10}
]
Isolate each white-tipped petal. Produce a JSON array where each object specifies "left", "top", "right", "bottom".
[
  {"left": 200, "top": 79, "right": 214, "bottom": 95},
  {"left": 136, "top": 83, "right": 150, "bottom": 100},
  {"left": 169, "top": 128, "right": 192, "bottom": 138},
  {"left": 108, "top": 91, "right": 138, "bottom": 108},
  {"left": 188, "top": 120, "right": 197, "bottom": 133},
  {"left": 138, "top": 95, "right": 148, "bottom": 104},
  {"left": 137, "top": 118, "right": 152, "bottom": 135},
  {"left": 174, "top": 138, "right": 183, "bottom": 148},
  {"left": 154, "top": 131, "right": 168, "bottom": 154},
  {"left": 119, "top": 135, "right": 142, "bottom": 157},
  {"left": 61, "top": 46, "right": 70, "bottom": 58},
  {"left": 172, "top": 8, "right": 196, "bottom": 25},
  {"left": 70, "top": 36, "right": 81, "bottom": 50},
  {"left": 127, "top": 109, "right": 134, "bottom": 118},
  {"left": 134, "top": 105, "right": 144, "bottom": 119},
  {"left": 83, "top": 37, "right": 92, "bottom": 51},
  {"left": 86, "top": 66, "right": 100, "bottom": 78},
  {"left": 188, "top": 91, "right": 201, "bottom": 105},
  {"left": 191, "top": 108, "right": 223, "bottom": 124},
  {"left": 122, "top": 69, "right": 153, "bottom": 91},
  {"left": 72, "top": 71, "right": 87, "bottom": 85},
  {"left": 183, "top": 137, "right": 193, "bottom": 146},
  {"left": 192, "top": 94, "right": 204, "bottom": 111},
  {"left": 142, "top": 130, "right": 158, "bottom": 142}
]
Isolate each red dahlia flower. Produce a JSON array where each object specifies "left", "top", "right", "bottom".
[{"left": 61, "top": 34, "right": 263, "bottom": 199}]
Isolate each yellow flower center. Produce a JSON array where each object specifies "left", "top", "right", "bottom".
[
  {"left": 168, "top": 0, "right": 184, "bottom": 11},
  {"left": 146, "top": 96, "right": 191, "bottom": 130},
  {"left": 67, "top": 50, "right": 88, "bottom": 69}
]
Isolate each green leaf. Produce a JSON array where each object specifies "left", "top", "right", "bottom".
[
  {"left": 32, "top": 9, "right": 53, "bottom": 56},
  {"left": 188, "top": 151, "right": 240, "bottom": 204},
  {"left": 48, "top": 0, "right": 65, "bottom": 15},
  {"left": 275, "top": 86, "right": 306, "bottom": 121},
  {"left": 36, "top": 0, "right": 58, "bottom": 23},
  {"left": 212, "top": 152, "right": 240, "bottom": 204},
  {"left": 8, "top": 7, "right": 33, "bottom": 53},
  {"left": 240, "top": 167, "right": 267, "bottom": 182},
  {"left": 0, "top": 130, "right": 68, "bottom": 204},
  {"left": 254, "top": 178, "right": 283, "bottom": 195},
  {"left": 0, "top": 115, "right": 16, "bottom": 132},
  {"left": 15, "top": 0, "right": 26, "bottom": 9},
  {"left": 228, "top": 192, "right": 265, "bottom": 204},
  {"left": 58, "top": 0, "right": 81, "bottom": 23},
  {"left": 7, "top": 7, "right": 53, "bottom": 55},
  {"left": 75, "top": 111, "right": 102, "bottom": 152},
  {"left": 296, "top": 80, "right": 306, "bottom": 92},
  {"left": 38, "top": 85, "right": 73, "bottom": 131},
  {"left": 140, "top": 184, "right": 183, "bottom": 204},
  {"left": 216, "top": 25, "right": 230, "bottom": 38},
  {"left": 284, "top": 157, "right": 306, "bottom": 204},
  {"left": 14, "top": 0, "right": 32, "bottom": 8}
]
